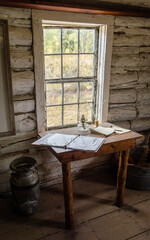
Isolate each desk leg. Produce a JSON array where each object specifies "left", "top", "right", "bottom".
[
  {"left": 62, "top": 162, "right": 74, "bottom": 229},
  {"left": 116, "top": 149, "right": 130, "bottom": 207}
]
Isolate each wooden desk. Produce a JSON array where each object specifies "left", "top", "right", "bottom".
[{"left": 43, "top": 128, "right": 143, "bottom": 229}]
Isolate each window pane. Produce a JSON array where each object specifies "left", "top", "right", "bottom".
[
  {"left": 64, "top": 105, "right": 78, "bottom": 125},
  {"left": 64, "top": 83, "right": 78, "bottom": 104},
  {"left": 45, "top": 55, "right": 61, "bottom": 79},
  {"left": 47, "top": 106, "right": 62, "bottom": 127},
  {"left": 80, "top": 29, "right": 95, "bottom": 53},
  {"left": 79, "top": 54, "right": 94, "bottom": 77},
  {"left": 80, "top": 82, "right": 93, "bottom": 102},
  {"left": 63, "top": 55, "right": 78, "bottom": 78},
  {"left": 44, "top": 29, "right": 61, "bottom": 54},
  {"left": 46, "top": 83, "right": 62, "bottom": 105},
  {"left": 79, "top": 103, "right": 92, "bottom": 122},
  {"left": 62, "top": 29, "right": 78, "bottom": 53}
]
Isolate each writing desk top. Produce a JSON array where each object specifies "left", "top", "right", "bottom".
[{"left": 39, "top": 127, "right": 143, "bottom": 163}]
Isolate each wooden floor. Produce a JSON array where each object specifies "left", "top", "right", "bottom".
[{"left": 0, "top": 164, "right": 150, "bottom": 240}]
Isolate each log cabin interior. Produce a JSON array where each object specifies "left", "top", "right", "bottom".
[{"left": 0, "top": 0, "right": 150, "bottom": 239}]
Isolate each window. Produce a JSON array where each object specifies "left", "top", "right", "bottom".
[
  {"left": 0, "top": 20, "right": 15, "bottom": 137},
  {"left": 32, "top": 10, "right": 113, "bottom": 134},
  {"left": 43, "top": 26, "right": 98, "bottom": 129}
]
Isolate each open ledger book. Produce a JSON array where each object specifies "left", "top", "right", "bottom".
[{"left": 33, "top": 133, "right": 106, "bottom": 152}]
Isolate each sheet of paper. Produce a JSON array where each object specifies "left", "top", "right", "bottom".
[
  {"left": 68, "top": 135, "right": 106, "bottom": 152},
  {"left": 32, "top": 133, "right": 78, "bottom": 148}
]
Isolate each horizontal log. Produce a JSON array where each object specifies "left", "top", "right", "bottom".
[
  {"left": 0, "top": 130, "right": 37, "bottom": 147},
  {"left": 113, "top": 34, "right": 150, "bottom": 47},
  {"left": 109, "top": 89, "right": 136, "bottom": 104},
  {"left": 15, "top": 113, "right": 36, "bottom": 133},
  {"left": 8, "top": 19, "right": 31, "bottom": 28},
  {"left": 110, "top": 72, "right": 138, "bottom": 86},
  {"left": 13, "top": 94, "right": 34, "bottom": 101},
  {"left": 139, "top": 54, "right": 150, "bottom": 69},
  {"left": 140, "top": 47, "right": 150, "bottom": 53},
  {"left": 115, "top": 17, "right": 146, "bottom": 27},
  {"left": 0, "top": 138, "right": 36, "bottom": 155},
  {"left": 114, "top": 26, "right": 150, "bottom": 36},
  {"left": 137, "top": 88, "right": 150, "bottom": 104},
  {"left": 137, "top": 104, "right": 150, "bottom": 119},
  {"left": 110, "top": 82, "right": 147, "bottom": 90},
  {"left": 9, "top": 26, "right": 32, "bottom": 46},
  {"left": 138, "top": 71, "right": 150, "bottom": 84},
  {"left": 112, "top": 47, "right": 139, "bottom": 55},
  {"left": 10, "top": 50, "right": 33, "bottom": 69},
  {"left": 14, "top": 99, "right": 35, "bottom": 114},
  {"left": 0, "top": 6, "right": 31, "bottom": 19},
  {"left": 131, "top": 118, "right": 150, "bottom": 132},
  {"left": 108, "top": 105, "right": 136, "bottom": 122},
  {"left": 113, "top": 121, "right": 130, "bottom": 129},
  {"left": 12, "top": 71, "right": 34, "bottom": 96},
  {"left": 111, "top": 55, "right": 140, "bottom": 70}
]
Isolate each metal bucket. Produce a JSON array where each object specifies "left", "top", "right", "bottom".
[
  {"left": 10, "top": 157, "right": 40, "bottom": 215},
  {"left": 126, "top": 164, "right": 150, "bottom": 190}
]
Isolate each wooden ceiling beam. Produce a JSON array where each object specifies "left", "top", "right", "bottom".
[{"left": 0, "top": 0, "right": 150, "bottom": 18}]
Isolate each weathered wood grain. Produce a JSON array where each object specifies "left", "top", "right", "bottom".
[
  {"left": 15, "top": 113, "right": 36, "bottom": 133},
  {"left": 110, "top": 72, "right": 138, "bottom": 86},
  {"left": 109, "top": 89, "right": 136, "bottom": 104},
  {"left": 108, "top": 105, "right": 136, "bottom": 122},
  {"left": 8, "top": 19, "right": 31, "bottom": 28},
  {"left": 131, "top": 118, "right": 150, "bottom": 132},
  {"left": 10, "top": 50, "right": 33, "bottom": 69},
  {"left": 111, "top": 54, "right": 140, "bottom": 70},
  {"left": 115, "top": 16, "right": 146, "bottom": 27},
  {"left": 137, "top": 104, "right": 150, "bottom": 119},
  {"left": 113, "top": 34, "right": 150, "bottom": 47},
  {"left": 12, "top": 71, "right": 34, "bottom": 96},
  {"left": 14, "top": 99, "right": 35, "bottom": 114},
  {"left": 112, "top": 46, "right": 139, "bottom": 55},
  {"left": 137, "top": 88, "right": 150, "bottom": 104},
  {"left": 9, "top": 26, "right": 32, "bottom": 46},
  {"left": 138, "top": 71, "right": 150, "bottom": 84},
  {"left": 0, "top": 6, "right": 31, "bottom": 19}
]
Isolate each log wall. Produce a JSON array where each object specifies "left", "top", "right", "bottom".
[
  {"left": 0, "top": 6, "right": 150, "bottom": 193},
  {"left": 108, "top": 16, "right": 150, "bottom": 141}
]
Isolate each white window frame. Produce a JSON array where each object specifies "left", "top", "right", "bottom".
[{"left": 32, "top": 9, "right": 114, "bottom": 134}]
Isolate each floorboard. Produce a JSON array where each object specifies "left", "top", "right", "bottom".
[{"left": 0, "top": 164, "right": 150, "bottom": 240}]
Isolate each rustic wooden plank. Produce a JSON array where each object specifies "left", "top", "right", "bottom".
[
  {"left": 112, "top": 46, "right": 139, "bottom": 55},
  {"left": 9, "top": 26, "right": 32, "bottom": 46},
  {"left": 108, "top": 105, "right": 136, "bottom": 122},
  {"left": 10, "top": 50, "right": 33, "bottom": 69},
  {"left": 62, "top": 162, "right": 74, "bottom": 229},
  {"left": 15, "top": 113, "right": 36, "bottom": 133},
  {"left": 0, "top": 138, "right": 36, "bottom": 155},
  {"left": 115, "top": 16, "right": 146, "bottom": 27},
  {"left": 137, "top": 104, "right": 150, "bottom": 119},
  {"left": 114, "top": 26, "right": 150, "bottom": 35},
  {"left": 14, "top": 99, "right": 35, "bottom": 114},
  {"left": 110, "top": 82, "right": 147, "bottom": 90},
  {"left": 131, "top": 118, "right": 150, "bottom": 132},
  {"left": 110, "top": 72, "right": 138, "bottom": 86},
  {"left": 138, "top": 71, "right": 150, "bottom": 84},
  {"left": 116, "top": 149, "right": 129, "bottom": 207},
  {"left": 111, "top": 54, "right": 140, "bottom": 70},
  {"left": 113, "top": 121, "right": 130, "bottom": 129},
  {"left": 109, "top": 89, "right": 136, "bottom": 104},
  {"left": 8, "top": 19, "right": 31, "bottom": 28},
  {"left": 113, "top": 34, "right": 150, "bottom": 47},
  {"left": 137, "top": 88, "right": 150, "bottom": 104},
  {"left": 12, "top": 71, "right": 34, "bottom": 96},
  {"left": 0, "top": 6, "right": 31, "bottom": 19}
]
